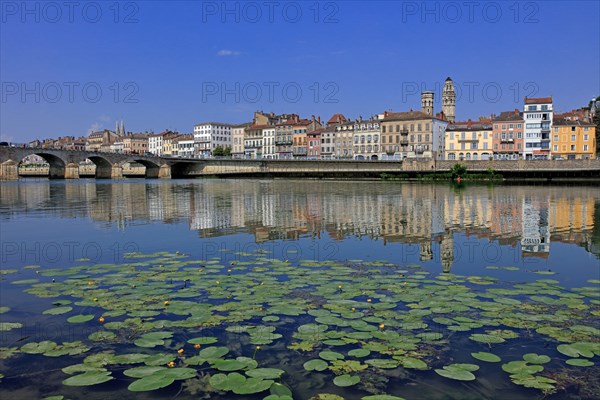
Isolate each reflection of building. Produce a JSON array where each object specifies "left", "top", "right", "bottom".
[
  {"left": 2, "top": 181, "right": 598, "bottom": 264},
  {"left": 440, "top": 234, "right": 454, "bottom": 273},
  {"left": 521, "top": 196, "right": 550, "bottom": 258}
]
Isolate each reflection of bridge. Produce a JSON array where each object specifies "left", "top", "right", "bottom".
[{"left": 1, "top": 147, "right": 600, "bottom": 179}]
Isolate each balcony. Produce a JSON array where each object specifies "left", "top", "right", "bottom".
[
  {"left": 275, "top": 140, "right": 293, "bottom": 146},
  {"left": 400, "top": 139, "right": 409, "bottom": 145},
  {"left": 401, "top": 129, "right": 409, "bottom": 135},
  {"left": 458, "top": 138, "right": 478, "bottom": 142},
  {"left": 245, "top": 144, "right": 262, "bottom": 149},
  {"left": 500, "top": 138, "right": 514, "bottom": 143}
]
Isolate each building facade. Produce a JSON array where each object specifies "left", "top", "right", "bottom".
[
  {"left": 172, "top": 134, "right": 195, "bottom": 158},
  {"left": 523, "top": 97, "right": 553, "bottom": 160},
  {"left": 193, "top": 122, "right": 233, "bottom": 157},
  {"left": 262, "top": 127, "right": 276, "bottom": 159},
  {"left": 492, "top": 110, "right": 524, "bottom": 160},
  {"left": 244, "top": 124, "right": 265, "bottom": 159},
  {"left": 444, "top": 120, "right": 493, "bottom": 160},
  {"left": 353, "top": 119, "right": 380, "bottom": 160},
  {"left": 122, "top": 134, "right": 149, "bottom": 155},
  {"left": 551, "top": 119, "right": 596, "bottom": 159},
  {"left": 231, "top": 123, "right": 251, "bottom": 158},
  {"left": 380, "top": 111, "right": 447, "bottom": 160}
]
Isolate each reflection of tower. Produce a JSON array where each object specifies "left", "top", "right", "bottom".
[
  {"left": 420, "top": 241, "right": 433, "bottom": 261},
  {"left": 442, "top": 77, "right": 456, "bottom": 122},
  {"left": 440, "top": 234, "right": 454, "bottom": 273},
  {"left": 421, "top": 91, "right": 434, "bottom": 116}
]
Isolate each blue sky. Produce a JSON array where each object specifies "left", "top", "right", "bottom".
[{"left": 1, "top": 1, "right": 599, "bottom": 142}]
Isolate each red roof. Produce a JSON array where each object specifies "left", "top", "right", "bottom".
[
  {"left": 525, "top": 97, "right": 552, "bottom": 104},
  {"left": 327, "top": 113, "right": 347, "bottom": 124}
]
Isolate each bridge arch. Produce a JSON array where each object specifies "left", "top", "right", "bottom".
[
  {"left": 19, "top": 152, "right": 68, "bottom": 179},
  {"left": 86, "top": 155, "right": 114, "bottom": 179},
  {"left": 128, "top": 158, "right": 165, "bottom": 178}
]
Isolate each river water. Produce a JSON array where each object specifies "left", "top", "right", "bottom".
[{"left": 0, "top": 179, "right": 599, "bottom": 400}]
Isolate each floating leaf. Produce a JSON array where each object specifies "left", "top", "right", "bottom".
[
  {"left": 304, "top": 359, "right": 328, "bottom": 371},
  {"left": 333, "top": 374, "right": 360, "bottom": 387},
  {"left": 63, "top": 371, "right": 113, "bottom": 386},
  {"left": 523, "top": 353, "right": 551, "bottom": 364},
  {"left": 565, "top": 358, "right": 594, "bottom": 367},
  {"left": 246, "top": 368, "right": 285, "bottom": 379},
  {"left": 67, "top": 314, "right": 94, "bottom": 324},
  {"left": 501, "top": 361, "right": 544, "bottom": 375},
  {"left": 471, "top": 352, "right": 501, "bottom": 363},
  {"left": 43, "top": 306, "right": 72, "bottom": 315},
  {"left": 319, "top": 351, "right": 344, "bottom": 361}
]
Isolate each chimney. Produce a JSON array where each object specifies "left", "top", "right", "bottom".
[
  {"left": 467, "top": 119, "right": 472, "bottom": 129},
  {"left": 318, "top": 116, "right": 321, "bottom": 123}
]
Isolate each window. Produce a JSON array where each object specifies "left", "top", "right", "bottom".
[
  {"left": 553, "top": 145, "right": 558, "bottom": 151},
  {"left": 450, "top": 143, "right": 454, "bottom": 150},
  {"left": 517, "top": 132, "right": 523, "bottom": 139},
  {"left": 418, "top": 134, "right": 422, "bottom": 142},
  {"left": 472, "top": 132, "right": 476, "bottom": 140},
  {"left": 396, "top": 125, "right": 400, "bottom": 132},
  {"left": 541, "top": 105, "right": 548, "bottom": 111},
  {"left": 425, "top": 123, "right": 430, "bottom": 131},
  {"left": 450, "top": 132, "right": 454, "bottom": 140},
  {"left": 483, "top": 142, "right": 488, "bottom": 150},
  {"left": 571, "top": 145, "right": 576, "bottom": 151},
  {"left": 461, "top": 132, "right": 466, "bottom": 140},
  {"left": 553, "top": 135, "right": 558, "bottom": 142},
  {"left": 584, "top": 134, "right": 589, "bottom": 141},
  {"left": 528, "top": 106, "right": 536, "bottom": 111},
  {"left": 483, "top": 131, "right": 488, "bottom": 139},
  {"left": 554, "top": 127, "right": 558, "bottom": 132},
  {"left": 494, "top": 143, "right": 498, "bottom": 150},
  {"left": 571, "top": 135, "right": 576, "bottom": 142},
  {"left": 584, "top": 145, "right": 589, "bottom": 151},
  {"left": 417, "top": 124, "right": 422, "bottom": 131},
  {"left": 410, "top": 124, "right": 414, "bottom": 131}
]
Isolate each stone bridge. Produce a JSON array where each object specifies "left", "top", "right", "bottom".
[
  {"left": 0, "top": 147, "right": 172, "bottom": 179},
  {"left": 1, "top": 147, "right": 599, "bottom": 180}
]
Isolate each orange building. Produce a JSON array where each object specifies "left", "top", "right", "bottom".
[{"left": 551, "top": 119, "right": 596, "bottom": 159}]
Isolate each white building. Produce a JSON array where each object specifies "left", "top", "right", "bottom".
[
  {"left": 523, "top": 97, "right": 553, "bottom": 160},
  {"left": 110, "top": 141, "right": 124, "bottom": 153},
  {"left": 352, "top": 119, "right": 380, "bottom": 160},
  {"left": 262, "top": 127, "right": 276, "bottom": 159},
  {"left": 193, "top": 122, "right": 233, "bottom": 157},
  {"left": 149, "top": 131, "right": 177, "bottom": 156},
  {"left": 173, "top": 135, "right": 195, "bottom": 158}
]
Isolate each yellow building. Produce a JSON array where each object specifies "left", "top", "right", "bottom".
[
  {"left": 551, "top": 119, "right": 596, "bottom": 159},
  {"left": 444, "top": 120, "right": 493, "bottom": 160}
]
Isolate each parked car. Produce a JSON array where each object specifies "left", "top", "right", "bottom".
[{"left": 0, "top": 142, "right": 9, "bottom": 146}]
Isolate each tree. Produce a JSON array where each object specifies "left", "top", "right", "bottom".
[
  {"left": 223, "top": 147, "right": 231, "bottom": 157},
  {"left": 212, "top": 145, "right": 224, "bottom": 157},
  {"left": 450, "top": 163, "right": 467, "bottom": 180}
]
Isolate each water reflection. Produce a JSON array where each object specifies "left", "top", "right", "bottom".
[{"left": 1, "top": 180, "right": 598, "bottom": 268}]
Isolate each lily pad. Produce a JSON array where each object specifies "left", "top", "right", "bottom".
[
  {"left": 565, "top": 358, "right": 594, "bottom": 367},
  {"left": 304, "top": 359, "right": 328, "bottom": 371},
  {"left": 471, "top": 352, "right": 501, "bottom": 363},
  {"left": 63, "top": 371, "right": 113, "bottom": 386},
  {"left": 333, "top": 374, "right": 360, "bottom": 387},
  {"left": 67, "top": 314, "right": 94, "bottom": 324},
  {"left": 523, "top": 353, "right": 551, "bottom": 364}
]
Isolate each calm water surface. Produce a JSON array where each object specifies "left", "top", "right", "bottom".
[{"left": 0, "top": 179, "right": 599, "bottom": 400}]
